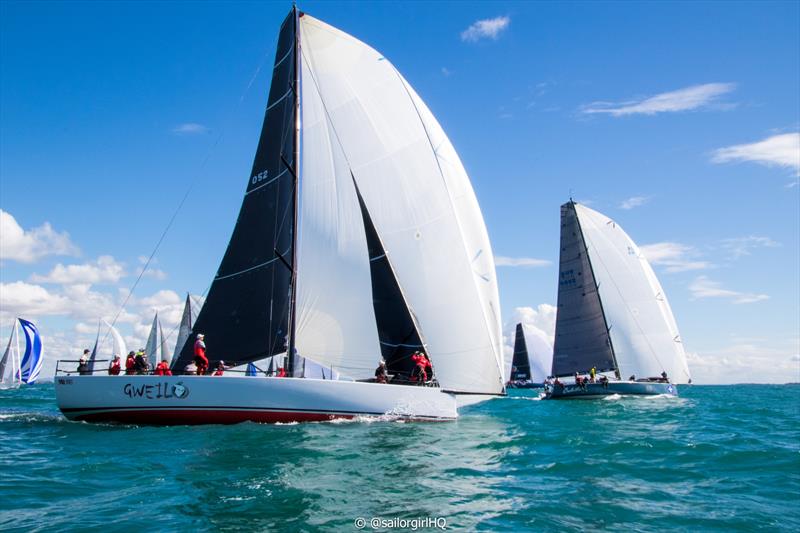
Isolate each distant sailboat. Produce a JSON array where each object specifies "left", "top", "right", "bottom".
[
  {"left": 545, "top": 201, "right": 690, "bottom": 399},
  {"left": 145, "top": 312, "right": 171, "bottom": 369},
  {"left": 506, "top": 323, "right": 545, "bottom": 389},
  {"left": 170, "top": 294, "right": 198, "bottom": 370},
  {"left": 1, "top": 318, "right": 43, "bottom": 386},
  {"left": 55, "top": 7, "right": 505, "bottom": 424}
]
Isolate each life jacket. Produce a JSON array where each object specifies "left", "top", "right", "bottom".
[
  {"left": 155, "top": 362, "right": 171, "bottom": 376},
  {"left": 108, "top": 361, "right": 121, "bottom": 375},
  {"left": 125, "top": 357, "right": 136, "bottom": 374},
  {"left": 277, "top": 367, "right": 287, "bottom": 378},
  {"left": 213, "top": 369, "right": 224, "bottom": 376}
]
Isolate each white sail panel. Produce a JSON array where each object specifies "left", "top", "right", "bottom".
[
  {"left": 0, "top": 322, "right": 18, "bottom": 384},
  {"left": 102, "top": 319, "right": 127, "bottom": 361},
  {"left": 575, "top": 204, "right": 691, "bottom": 383},
  {"left": 299, "top": 15, "right": 504, "bottom": 393},
  {"left": 295, "top": 46, "right": 382, "bottom": 379},
  {"left": 145, "top": 313, "right": 169, "bottom": 369}
]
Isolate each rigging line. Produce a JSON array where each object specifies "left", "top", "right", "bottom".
[{"left": 102, "top": 40, "right": 277, "bottom": 347}]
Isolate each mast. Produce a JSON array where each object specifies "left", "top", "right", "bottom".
[
  {"left": 286, "top": 4, "right": 300, "bottom": 375},
  {"left": 572, "top": 201, "right": 621, "bottom": 379}
]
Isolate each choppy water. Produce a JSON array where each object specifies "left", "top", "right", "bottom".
[{"left": 1, "top": 384, "right": 798, "bottom": 531}]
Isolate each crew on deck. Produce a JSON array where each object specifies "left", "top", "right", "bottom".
[
  {"left": 194, "top": 333, "right": 208, "bottom": 375},
  {"left": 125, "top": 352, "right": 136, "bottom": 375},
  {"left": 134, "top": 350, "right": 149, "bottom": 375},
  {"left": 77, "top": 352, "right": 91, "bottom": 375},
  {"left": 375, "top": 360, "right": 388, "bottom": 384},
  {"left": 108, "top": 355, "right": 121, "bottom": 375},
  {"left": 590, "top": 366, "right": 597, "bottom": 383},
  {"left": 213, "top": 361, "right": 226, "bottom": 376},
  {"left": 155, "top": 359, "right": 172, "bottom": 376}
]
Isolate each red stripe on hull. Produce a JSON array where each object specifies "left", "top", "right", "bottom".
[{"left": 70, "top": 409, "right": 355, "bottom": 425}]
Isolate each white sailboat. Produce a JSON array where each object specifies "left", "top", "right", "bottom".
[
  {"left": 1, "top": 318, "right": 44, "bottom": 387},
  {"left": 145, "top": 313, "right": 170, "bottom": 369},
  {"left": 55, "top": 7, "right": 504, "bottom": 424},
  {"left": 545, "top": 201, "right": 690, "bottom": 399}
]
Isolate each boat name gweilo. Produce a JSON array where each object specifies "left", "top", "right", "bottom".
[{"left": 55, "top": 7, "right": 505, "bottom": 424}]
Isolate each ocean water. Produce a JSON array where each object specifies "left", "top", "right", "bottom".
[{"left": 1, "top": 385, "right": 798, "bottom": 532}]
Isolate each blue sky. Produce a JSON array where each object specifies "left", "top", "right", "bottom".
[{"left": 1, "top": 1, "right": 798, "bottom": 383}]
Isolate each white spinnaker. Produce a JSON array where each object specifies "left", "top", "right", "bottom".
[
  {"left": 575, "top": 204, "right": 691, "bottom": 384},
  {"left": 295, "top": 43, "right": 382, "bottom": 379},
  {"left": 299, "top": 15, "right": 504, "bottom": 393},
  {"left": 102, "top": 319, "right": 127, "bottom": 361}
]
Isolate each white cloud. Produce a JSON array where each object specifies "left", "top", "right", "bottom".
[
  {"left": 711, "top": 132, "right": 800, "bottom": 175},
  {"left": 171, "top": 122, "right": 208, "bottom": 135},
  {"left": 495, "top": 256, "right": 551, "bottom": 267},
  {"left": 619, "top": 195, "right": 651, "bottom": 210},
  {"left": 720, "top": 235, "right": 780, "bottom": 259},
  {"left": 580, "top": 82, "right": 735, "bottom": 117},
  {"left": 640, "top": 242, "right": 712, "bottom": 273},
  {"left": 689, "top": 275, "right": 768, "bottom": 304},
  {"left": 686, "top": 339, "right": 799, "bottom": 384},
  {"left": 460, "top": 15, "right": 510, "bottom": 42},
  {"left": 30, "top": 255, "right": 126, "bottom": 284},
  {"left": 0, "top": 209, "right": 79, "bottom": 263}
]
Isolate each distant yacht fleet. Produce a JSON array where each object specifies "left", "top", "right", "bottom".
[{"left": 2, "top": 6, "right": 690, "bottom": 423}]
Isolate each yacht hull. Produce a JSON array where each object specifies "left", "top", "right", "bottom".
[
  {"left": 55, "top": 375, "right": 458, "bottom": 424},
  {"left": 544, "top": 381, "right": 677, "bottom": 399}
]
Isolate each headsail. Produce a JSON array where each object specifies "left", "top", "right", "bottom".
[
  {"left": 17, "top": 318, "right": 43, "bottom": 384},
  {"left": 552, "top": 202, "right": 617, "bottom": 377},
  {"left": 574, "top": 204, "right": 691, "bottom": 383},
  {"left": 297, "top": 14, "right": 504, "bottom": 394},
  {"left": 103, "top": 319, "right": 128, "bottom": 363},
  {"left": 87, "top": 321, "right": 101, "bottom": 374},
  {"left": 0, "top": 322, "right": 18, "bottom": 384},
  {"left": 170, "top": 294, "right": 195, "bottom": 368},
  {"left": 173, "top": 9, "right": 298, "bottom": 370}
]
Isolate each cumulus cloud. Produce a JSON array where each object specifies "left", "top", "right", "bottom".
[
  {"left": 640, "top": 242, "right": 713, "bottom": 273},
  {"left": 580, "top": 82, "right": 735, "bottom": 117},
  {"left": 686, "top": 339, "right": 799, "bottom": 384},
  {"left": 495, "top": 256, "right": 551, "bottom": 267},
  {"left": 171, "top": 122, "right": 208, "bottom": 135},
  {"left": 619, "top": 195, "right": 651, "bottom": 210},
  {"left": 503, "top": 305, "right": 556, "bottom": 381},
  {"left": 30, "top": 255, "right": 126, "bottom": 285},
  {"left": 711, "top": 132, "right": 800, "bottom": 175},
  {"left": 689, "top": 275, "right": 768, "bottom": 304},
  {"left": 461, "top": 15, "right": 510, "bottom": 42},
  {"left": 0, "top": 209, "right": 79, "bottom": 263}
]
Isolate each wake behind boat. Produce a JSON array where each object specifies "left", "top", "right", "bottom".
[
  {"left": 55, "top": 7, "right": 505, "bottom": 424},
  {"left": 543, "top": 201, "right": 690, "bottom": 400}
]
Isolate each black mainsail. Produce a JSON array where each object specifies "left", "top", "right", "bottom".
[
  {"left": 551, "top": 201, "right": 618, "bottom": 378},
  {"left": 353, "top": 178, "right": 426, "bottom": 379},
  {"left": 173, "top": 10, "right": 298, "bottom": 370},
  {"left": 510, "top": 323, "right": 531, "bottom": 381}
]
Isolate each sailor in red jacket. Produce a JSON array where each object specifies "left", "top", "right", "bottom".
[
  {"left": 108, "top": 355, "right": 122, "bottom": 375},
  {"left": 213, "top": 361, "right": 226, "bottom": 376},
  {"left": 125, "top": 352, "right": 136, "bottom": 375},
  {"left": 154, "top": 359, "right": 172, "bottom": 376},
  {"left": 194, "top": 333, "right": 208, "bottom": 375}
]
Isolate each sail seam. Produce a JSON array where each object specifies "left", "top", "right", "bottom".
[
  {"left": 273, "top": 46, "right": 293, "bottom": 70},
  {"left": 215, "top": 257, "right": 280, "bottom": 281},
  {"left": 266, "top": 88, "right": 292, "bottom": 111}
]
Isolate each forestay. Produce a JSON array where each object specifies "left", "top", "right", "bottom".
[
  {"left": 298, "top": 14, "right": 504, "bottom": 394},
  {"left": 575, "top": 204, "right": 691, "bottom": 383}
]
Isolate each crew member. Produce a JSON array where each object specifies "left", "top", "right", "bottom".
[
  {"left": 375, "top": 360, "right": 388, "bottom": 384},
  {"left": 411, "top": 351, "right": 427, "bottom": 384},
  {"left": 134, "top": 349, "right": 149, "bottom": 375},
  {"left": 77, "top": 355, "right": 91, "bottom": 375},
  {"left": 108, "top": 355, "right": 121, "bottom": 375},
  {"left": 660, "top": 371, "right": 668, "bottom": 382},
  {"left": 194, "top": 333, "right": 208, "bottom": 375},
  {"left": 590, "top": 366, "right": 597, "bottom": 382},
  {"left": 125, "top": 351, "right": 136, "bottom": 375},
  {"left": 155, "top": 359, "right": 172, "bottom": 376},
  {"left": 213, "top": 361, "right": 226, "bottom": 376},
  {"left": 276, "top": 366, "right": 287, "bottom": 378}
]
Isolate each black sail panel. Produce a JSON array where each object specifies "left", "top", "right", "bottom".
[
  {"left": 551, "top": 202, "right": 616, "bottom": 377},
  {"left": 510, "top": 323, "right": 531, "bottom": 381},
  {"left": 173, "top": 11, "right": 297, "bottom": 371},
  {"left": 353, "top": 178, "right": 425, "bottom": 378}
]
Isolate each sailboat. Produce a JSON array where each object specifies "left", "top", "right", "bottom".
[
  {"left": 506, "top": 323, "right": 547, "bottom": 389},
  {"left": 1, "top": 318, "right": 44, "bottom": 387},
  {"left": 544, "top": 201, "right": 690, "bottom": 399},
  {"left": 169, "top": 293, "right": 199, "bottom": 370},
  {"left": 54, "top": 7, "right": 505, "bottom": 424},
  {"left": 145, "top": 313, "right": 170, "bottom": 369},
  {"left": 87, "top": 319, "right": 128, "bottom": 374}
]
